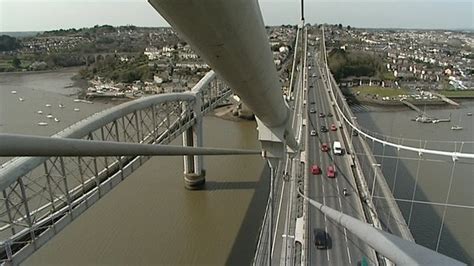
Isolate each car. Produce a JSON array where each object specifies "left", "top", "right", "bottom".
[
  {"left": 310, "top": 108, "right": 316, "bottom": 113},
  {"left": 310, "top": 129, "right": 317, "bottom": 136},
  {"left": 327, "top": 113, "right": 333, "bottom": 117},
  {"left": 352, "top": 130, "right": 359, "bottom": 136},
  {"left": 327, "top": 165, "right": 336, "bottom": 178},
  {"left": 311, "top": 164, "right": 321, "bottom": 175},
  {"left": 320, "top": 125, "right": 328, "bottom": 132},
  {"left": 310, "top": 100, "right": 315, "bottom": 104},
  {"left": 321, "top": 143, "right": 329, "bottom": 152},
  {"left": 330, "top": 124, "right": 337, "bottom": 131},
  {"left": 333, "top": 141, "right": 343, "bottom": 155},
  {"left": 314, "top": 229, "right": 328, "bottom": 249},
  {"left": 319, "top": 113, "right": 325, "bottom": 118}
]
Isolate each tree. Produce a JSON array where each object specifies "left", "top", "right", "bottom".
[
  {"left": 338, "top": 24, "right": 343, "bottom": 29},
  {"left": 12, "top": 57, "right": 21, "bottom": 68},
  {"left": 0, "top": 35, "right": 20, "bottom": 51},
  {"left": 347, "top": 25, "right": 351, "bottom": 30}
]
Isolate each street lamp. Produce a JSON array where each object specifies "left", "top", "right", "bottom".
[{"left": 371, "top": 163, "right": 381, "bottom": 199}]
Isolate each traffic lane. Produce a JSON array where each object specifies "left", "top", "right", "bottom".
[
  {"left": 313, "top": 69, "right": 360, "bottom": 265},
  {"left": 308, "top": 80, "right": 333, "bottom": 265},
  {"left": 307, "top": 134, "right": 328, "bottom": 264},
  {"left": 313, "top": 57, "right": 377, "bottom": 265},
  {"left": 310, "top": 75, "right": 351, "bottom": 265}
]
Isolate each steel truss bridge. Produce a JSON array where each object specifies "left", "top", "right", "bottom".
[{"left": 0, "top": 71, "right": 232, "bottom": 264}]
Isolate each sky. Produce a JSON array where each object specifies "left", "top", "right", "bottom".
[{"left": 0, "top": 0, "right": 472, "bottom": 32}]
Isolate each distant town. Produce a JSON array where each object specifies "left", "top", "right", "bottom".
[{"left": 0, "top": 24, "right": 472, "bottom": 104}]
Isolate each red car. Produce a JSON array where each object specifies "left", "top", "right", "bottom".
[
  {"left": 327, "top": 165, "right": 336, "bottom": 178},
  {"left": 321, "top": 143, "right": 329, "bottom": 152},
  {"left": 311, "top": 164, "right": 321, "bottom": 175},
  {"left": 330, "top": 124, "right": 337, "bottom": 131}
]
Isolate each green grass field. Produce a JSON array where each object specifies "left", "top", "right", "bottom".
[
  {"left": 350, "top": 86, "right": 410, "bottom": 97},
  {"left": 439, "top": 90, "right": 474, "bottom": 98}
]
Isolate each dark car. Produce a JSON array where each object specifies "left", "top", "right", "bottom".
[
  {"left": 314, "top": 229, "right": 328, "bottom": 249},
  {"left": 320, "top": 125, "right": 328, "bottom": 132},
  {"left": 352, "top": 129, "right": 359, "bottom": 136},
  {"left": 310, "top": 108, "right": 316, "bottom": 113},
  {"left": 319, "top": 113, "right": 325, "bottom": 118},
  {"left": 327, "top": 113, "right": 333, "bottom": 117}
]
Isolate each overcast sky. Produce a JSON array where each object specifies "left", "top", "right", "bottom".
[{"left": 0, "top": 0, "right": 472, "bottom": 32}]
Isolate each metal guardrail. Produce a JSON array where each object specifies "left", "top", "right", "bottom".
[{"left": 0, "top": 70, "right": 231, "bottom": 265}]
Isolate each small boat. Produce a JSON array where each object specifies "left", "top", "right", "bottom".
[
  {"left": 451, "top": 125, "right": 463, "bottom": 130},
  {"left": 11, "top": 90, "right": 17, "bottom": 94},
  {"left": 73, "top": 108, "right": 80, "bottom": 112},
  {"left": 37, "top": 110, "right": 43, "bottom": 114},
  {"left": 18, "top": 97, "right": 24, "bottom": 102},
  {"left": 54, "top": 117, "right": 60, "bottom": 122},
  {"left": 46, "top": 114, "right": 53, "bottom": 119},
  {"left": 45, "top": 104, "right": 52, "bottom": 107},
  {"left": 59, "top": 104, "right": 64, "bottom": 108},
  {"left": 468, "top": 113, "right": 473, "bottom": 116},
  {"left": 37, "top": 122, "right": 48, "bottom": 126},
  {"left": 73, "top": 99, "right": 80, "bottom": 102}
]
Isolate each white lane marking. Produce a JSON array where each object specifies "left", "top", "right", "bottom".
[
  {"left": 320, "top": 59, "right": 354, "bottom": 266},
  {"left": 272, "top": 165, "right": 287, "bottom": 256}
]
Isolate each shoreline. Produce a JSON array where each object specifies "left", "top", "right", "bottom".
[{"left": 0, "top": 66, "right": 84, "bottom": 76}]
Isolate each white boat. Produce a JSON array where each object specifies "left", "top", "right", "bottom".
[
  {"left": 11, "top": 90, "right": 17, "bottom": 94},
  {"left": 18, "top": 97, "right": 24, "bottom": 102},
  {"left": 73, "top": 108, "right": 80, "bottom": 112},
  {"left": 468, "top": 113, "right": 473, "bottom": 117},
  {"left": 59, "top": 104, "right": 64, "bottom": 108},
  {"left": 45, "top": 104, "right": 52, "bottom": 107},
  {"left": 54, "top": 117, "right": 60, "bottom": 122},
  {"left": 37, "top": 110, "right": 43, "bottom": 114},
  {"left": 37, "top": 122, "right": 48, "bottom": 126},
  {"left": 73, "top": 99, "right": 93, "bottom": 104},
  {"left": 46, "top": 114, "right": 54, "bottom": 119},
  {"left": 451, "top": 114, "right": 463, "bottom": 130}
]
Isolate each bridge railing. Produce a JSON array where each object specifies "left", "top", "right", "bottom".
[{"left": 0, "top": 70, "right": 231, "bottom": 264}]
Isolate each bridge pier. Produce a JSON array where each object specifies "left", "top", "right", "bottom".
[{"left": 183, "top": 95, "right": 206, "bottom": 190}]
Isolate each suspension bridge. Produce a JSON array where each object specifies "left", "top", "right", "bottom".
[{"left": 0, "top": 0, "right": 472, "bottom": 265}]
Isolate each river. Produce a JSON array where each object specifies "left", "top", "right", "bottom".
[
  {"left": 0, "top": 69, "right": 268, "bottom": 265},
  {"left": 354, "top": 103, "right": 474, "bottom": 264}
]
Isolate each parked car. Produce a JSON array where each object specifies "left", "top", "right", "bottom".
[
  {"left": 321, "top": 143, "right": 329, "bottom": 152},
  {"left": 327, "top": 165, "right": 336, "bottom": 178},
  {"left": 311, "top": 164, "right": 321, "bottom": 175},
  {"left": 330, "top": 124, "right": 337, "bottom": 131}
]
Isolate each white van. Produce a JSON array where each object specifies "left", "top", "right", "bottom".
[{"left": 333, "top": 141, "right": 343, "bottom": 155}]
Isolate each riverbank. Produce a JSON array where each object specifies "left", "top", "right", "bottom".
[
  {"left": 212, "top": 104, "right": 255, "bottom": 122},
  {"left": 0, "top": 66, "right": 84, "bottom": 76}
]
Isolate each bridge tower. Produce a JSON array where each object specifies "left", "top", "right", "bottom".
[{"left": 183, "top": 93, "right": 205, "bottom": 189}]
